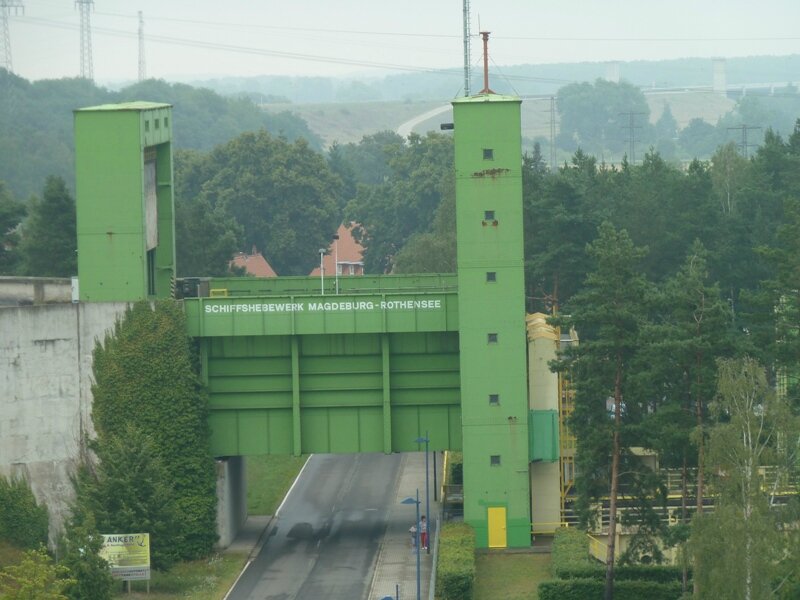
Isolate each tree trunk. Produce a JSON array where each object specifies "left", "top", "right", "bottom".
[
  {"left": 681, "top": 454, "right": 688, "bottom": 594},
  {"left": 604, "top": 364, "right": 622, "bottom": 600},
  {"left": 694, "top": 362, "right": 704, "bottom": 598}
]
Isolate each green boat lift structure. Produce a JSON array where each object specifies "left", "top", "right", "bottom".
[{"left": 74, "top": 92, "right": 564, "bottom": 550}]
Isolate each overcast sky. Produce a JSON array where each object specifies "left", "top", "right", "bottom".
[{"left": 8, "top": 0, "right": 800, "bottom": 83}]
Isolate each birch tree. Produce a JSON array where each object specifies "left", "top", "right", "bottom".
[{"left": 691, "top": 357, "right": 800, "bottom": 599}]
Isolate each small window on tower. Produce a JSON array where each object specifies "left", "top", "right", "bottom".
[
  {"left": 484, "top": 210, "right": 495, "bottom": 220},
  {"left": 489, "top": 394, "right": 500, "bottom": 405},
  {"left": 488, "top": 333, "right": 498, "bottom": 343},
  {"left": 483, "top": 148, "right": 494, "bottom": 160},
  {"left": 486, "top": 272, "right": 497, "bottom": 282},
  {"left": 490, "top": 455, "right": 501, "bottom": 466}
]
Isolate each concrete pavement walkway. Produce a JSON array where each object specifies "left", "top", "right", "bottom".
[
  {"left": 368, "top": 452, "right": 440, "bottom": 600},
  {"left": 224, "top": 515, "right": 272, "bottom": 558}
]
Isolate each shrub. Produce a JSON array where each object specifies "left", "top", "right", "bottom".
[
  {"left": 550, "top": 527, "right": 592, "bottom": 576},
  {"left": 556, "top": 564, "right": 687, "bottom": 583},
  {"left": 60, "top": 518, "right": 113, "bottom": 600},
  {"left": 436, "top": 522, "right": 475, "bottom": 600},
  {"left": 0, "top": 476, "right": 48, "bottom": 549},
  {"left": 0, "top": 547, "right": 74, "bottom": 599},
  {"left": 538, "top": 578, "right": 683, "bottom": 600},
  {"left": 448, "top": 452, "right": 463, "bottom": 485}
]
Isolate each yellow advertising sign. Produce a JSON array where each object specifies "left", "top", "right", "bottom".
[{"left": 100, "top": 533, "right": 150, "bottom": 580}]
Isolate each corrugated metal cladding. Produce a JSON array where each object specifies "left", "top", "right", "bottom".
[{"left": 203, "top": 332, "right": 461, "bottom": 456}]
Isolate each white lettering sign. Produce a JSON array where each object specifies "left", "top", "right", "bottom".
[{"left": 203, "top": 299, "right": 443, "bottom": 314}]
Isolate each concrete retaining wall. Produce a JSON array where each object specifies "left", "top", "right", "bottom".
[
  {"left": 0, "top": 276, "right": 73, "bottom": 306},
  {"left": 1, "top": 300, "right": 246, "bottom": 548},
  {"left": 0, "top": 302, "right": 129, "bottom": 543}
]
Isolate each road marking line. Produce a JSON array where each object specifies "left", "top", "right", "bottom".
[
  {"left": 276, "top": 454, "right": 313, "bottom": 517},
  {"left": 222, "top": 559, "right": 253, "bottom": 600}
]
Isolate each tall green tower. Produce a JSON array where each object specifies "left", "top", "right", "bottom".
[
  {"left": 74, "top": 102, "right": 175, "bottom": 301},
  {"left": 453, "top": 93, "right": 531, "bottom": 548}
]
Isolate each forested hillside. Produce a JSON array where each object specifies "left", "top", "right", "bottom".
[
  {"left": 0, "top": 70, "right": 319, "bottom": 199},
  {"left": 194, "top": 55, "right": 800, "bottom": 103}
]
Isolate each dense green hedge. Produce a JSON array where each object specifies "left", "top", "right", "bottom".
[
  {"left": 551, "top": 527, "right": 593, "bottom": 576},
  {"left": 0, "top": 476, "right": 48, "bottom": 549},
  {"left": 556, "top": 564, "right": 687, "bottom": 583},
  {"left": 538, "top": 578, "right": 683, "bottom": 600},
  {"left": 436, "top": 522, "right": 475, "bottom": 600},
  {"left": 88, "top": 301, "right": 217, "bottom": 560}
]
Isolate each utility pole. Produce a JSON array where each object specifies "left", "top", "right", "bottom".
[
  {"left": 549, "top": 96, "right": 557, "bottom": 170},
  {"left": 727, "top": 124, "right": 761, "bottom": 158},
  {"left": 0, "top": 0, "right": 23, "bottom": 73},
  {"left": 76, "top": 0, "right": 94, "bottom": 81},
  {"left": 462, "top": 0, "right": 471, "bottom": 96},
  {"left": 620, "top": 111, "right": 645, "bottom": 165},
  {"left": 138, "top": 10, "right": 146, "bottom": 81}
]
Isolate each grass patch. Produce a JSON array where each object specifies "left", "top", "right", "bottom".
[
  {"left": 474, "top": 553, "right": 552, "bottom": 600},
  {"left": 246, "top": 455, "right": 308, "bottom": 515},
  {"left": 111, "top": 552, "right": 246, "bottom": 599}
]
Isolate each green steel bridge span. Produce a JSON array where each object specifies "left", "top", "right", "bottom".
[{"left": 183, "top": 275, "right": 462, "bottom": 458}]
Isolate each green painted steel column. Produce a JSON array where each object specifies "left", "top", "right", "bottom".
[
  {"left": 291, "top": 335, "right": 301, "bottom": 455},
  {"left": 453, "top": 92, "right": 531, "bottom": 548},
  {"left": 382, "top": 333, "right": 392, "bottom": 453}
]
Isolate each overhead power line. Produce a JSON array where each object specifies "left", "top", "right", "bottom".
[
  {"left": 89, "top": 12, "right": 800, "bottom": 44},
  {"left": 498, "top": 34, "right": 800, "bottom": 42},
  {"left": 19, "top": 15, "right": 576, "bottom": 83}
]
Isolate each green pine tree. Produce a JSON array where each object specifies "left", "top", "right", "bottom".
[
  {"left": 60, "top": 514, "right": 113, "bottom": 600},
  {"left": 552, "top": 222, "right": 650, "bottom": 600},
  {"left": 71, "top": 425, "right": 181, "bottom": 572},
  {"left": 18, "top": 176, "right": 76, "bottom": 277}
]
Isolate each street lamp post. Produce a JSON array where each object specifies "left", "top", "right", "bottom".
[
  {"left": 401, "top": 490, "right": 421, "bottom": 600},
  {"left": 333, "top": 233, "right": 340, "bottom": 295},
  {"left": 318, "top": 248, "right": 326, "bottom": 295},
  {"left": 415, "top": 432, "right": 431, "bottom": 554}
]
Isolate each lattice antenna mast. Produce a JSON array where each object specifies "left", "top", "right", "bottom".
[
  {"left": 138, "top": 10, "right": 145, "bottom": 81},
  {"left": 462, "top": 0, "right": 471, "bottom": 96},
  {"left": 1, "top": 0, "right": 24, "bottom": 73},
  {"left": 76, "top": 0, "right": 94, "bottom": 80}
]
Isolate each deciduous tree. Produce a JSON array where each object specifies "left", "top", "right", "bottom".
[{"left": 691, "top": 357, "right": 800, "bottom": 600}]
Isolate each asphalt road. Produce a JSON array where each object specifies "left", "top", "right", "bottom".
[{"left": 226, "top": 452, "right": 403, "bottom": 600}]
